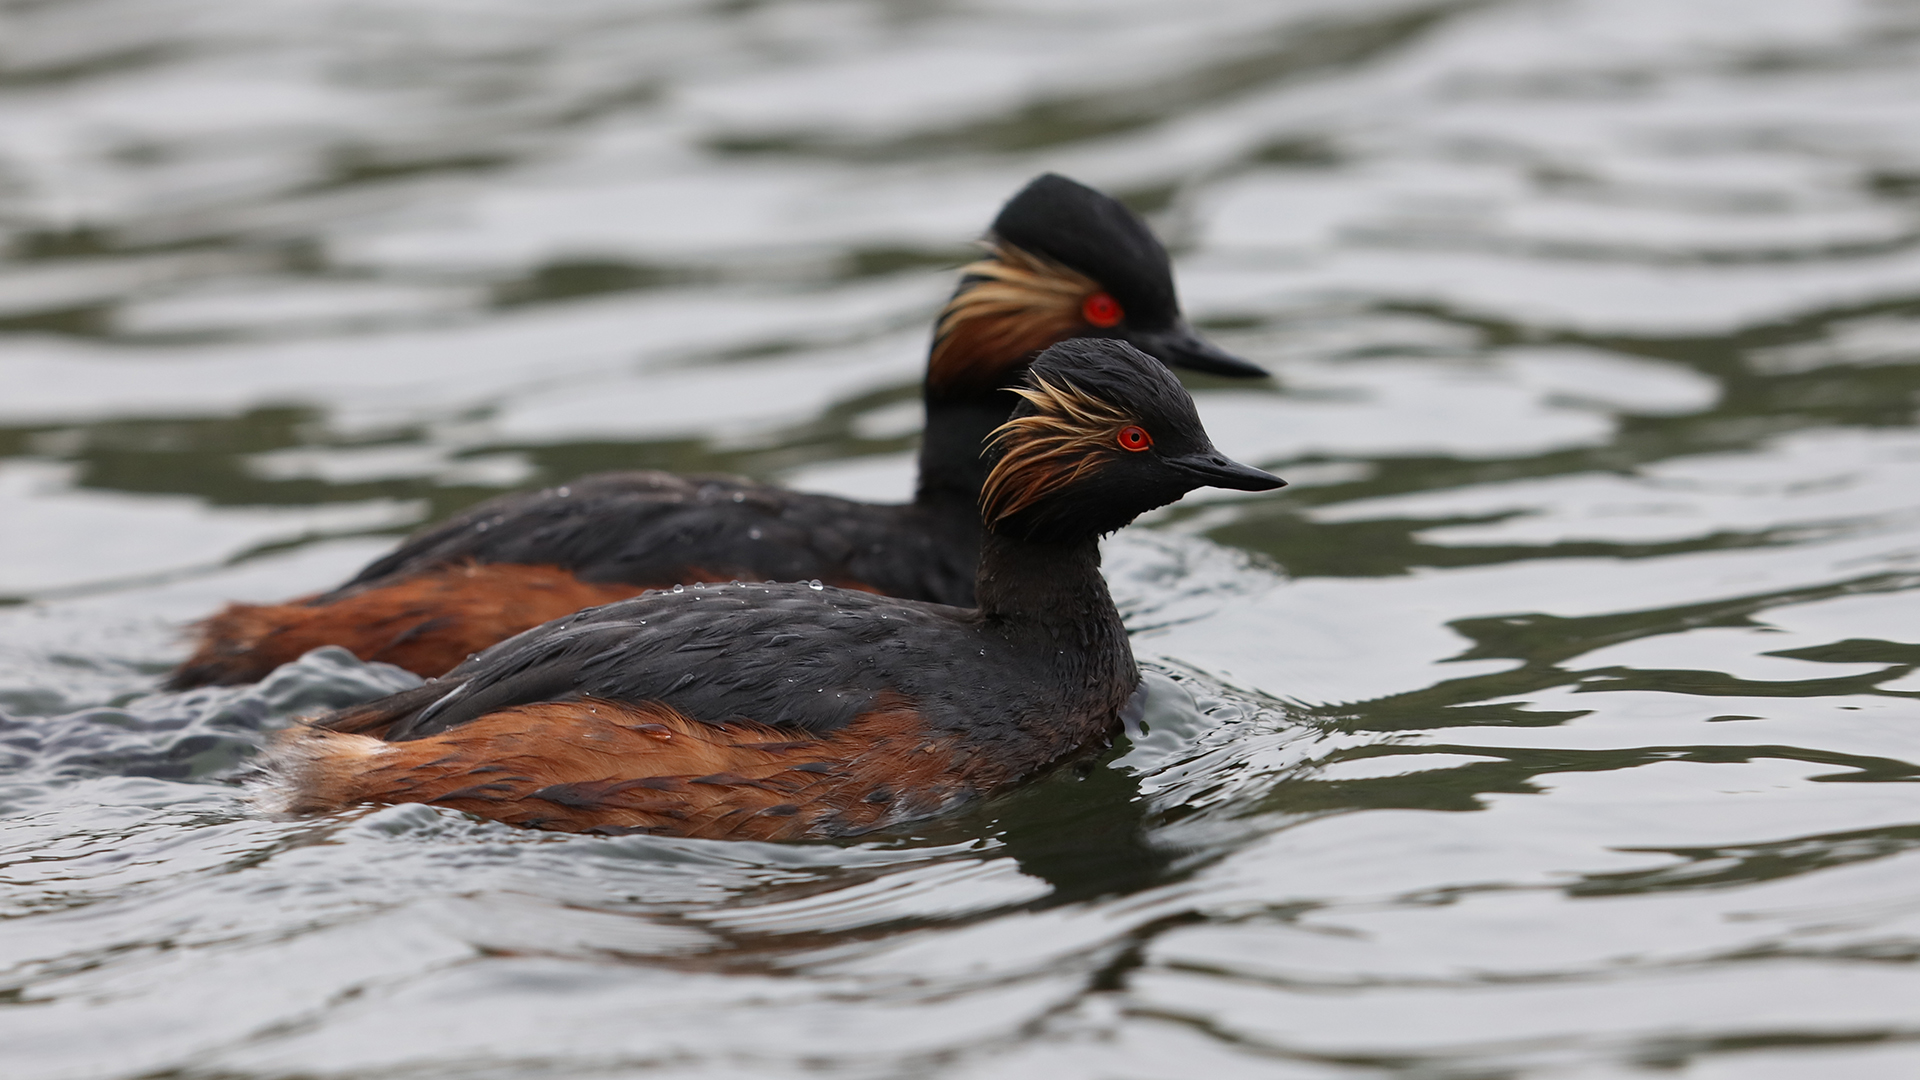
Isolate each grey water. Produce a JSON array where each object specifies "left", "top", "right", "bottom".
[{"left": 3, "top": 0, "right": 1919, "bottom": 1076}]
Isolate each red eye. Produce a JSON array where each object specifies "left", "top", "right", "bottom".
[
  {"left": 1117, "top": 425, "right": 1152, "bottom": 451},
  {"left": 1082, "top": 292, "right": 1123, "bottom": 328}
]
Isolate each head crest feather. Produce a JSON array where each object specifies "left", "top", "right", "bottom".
[
  {"left": 928, "top": 242, "right": 1097, "bottom": 394},
  {"left": 978, "top": 372, "right": 1134, "bottom": 528}
]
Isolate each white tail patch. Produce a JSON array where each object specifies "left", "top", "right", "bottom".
[{"left": 253, "top": 725, "right": 391, "bottom": 815}]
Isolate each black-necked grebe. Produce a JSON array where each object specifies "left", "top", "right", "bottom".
[
  {"left": 267, "top": 338, "right": 1284, "bottom": 840},
  {"left": 172, "top": 175, "right": 1266, "bottom": 688}
]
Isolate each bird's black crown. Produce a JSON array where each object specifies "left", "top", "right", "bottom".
[{"left": 991, "top": 174, "right": 1178, "bottom": 330}]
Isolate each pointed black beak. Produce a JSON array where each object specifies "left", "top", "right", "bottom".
[
  {"left": 1130, "top": 320, "right": 1269, "bottom": 379},
  {"left": 1169, "top": 450, "right": 1286, "bottom": 492}
]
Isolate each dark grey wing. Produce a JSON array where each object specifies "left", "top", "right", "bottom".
[
  {"left": 327, "top": 470, "right": 973, "bottom": 604},
  {"left": 373, "top": 583, "right": 970, "bottom": 742},
  {"left": 334, "top": 472, "right": 759, "bottom": 592}
]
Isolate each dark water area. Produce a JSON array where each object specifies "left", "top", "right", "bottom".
[{"left": 4, "top": 0, "right": 1920, "bottom": 1076}]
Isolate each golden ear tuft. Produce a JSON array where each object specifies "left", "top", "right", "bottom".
[
  {"left": 929, "top": 242, "right": 1100, "bottom": 393},
  {"left": 979, "top": 373, "right": 1139, "bottom": 527}
]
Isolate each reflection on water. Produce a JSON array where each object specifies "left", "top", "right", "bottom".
[{"left": 4, "top": 0, "right": 1920, "bottom": 1076}]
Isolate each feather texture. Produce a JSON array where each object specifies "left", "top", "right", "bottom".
[
  {"left": 267, "top": 696, "right": 996, "bottom": 840},
  {"left": 979, "top": 373, "right": 1134, "bottom": 527},
  {"left": 928, "top": 242, "right": 1097, "bottom": 394}
]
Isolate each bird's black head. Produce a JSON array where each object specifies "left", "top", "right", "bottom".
[
  {"left": 927, "top": 174, "right": 1267, "bottom": 397},
  {"left": 993, "top": 173, "right": 1178, "bottom": 328},
  {"left": 979, "top": 338, "right": 1284, "bottom": 543}
]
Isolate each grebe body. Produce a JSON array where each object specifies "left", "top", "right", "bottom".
[{"left": 270, "top": 338, "right": 1284, "bottom": 839}]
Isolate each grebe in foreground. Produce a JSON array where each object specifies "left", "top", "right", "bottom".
[
  {"left": 268, "top": 338, "right": 1284, "bottom": 840},
  {"left": 172, "top": 174, "right": 1266, "bottom": 689}
]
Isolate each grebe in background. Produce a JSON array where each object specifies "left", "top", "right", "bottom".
[{"left": 172, "top": 175, "right": 1267, "bottom": 688}]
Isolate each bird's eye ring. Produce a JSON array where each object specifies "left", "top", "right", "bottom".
[
  {"left": 1082, "top": 292, "right": 1123, "bottom": 328},
  {"left": 1117, "top": 425, "right": 1152, "bottom": 452}
]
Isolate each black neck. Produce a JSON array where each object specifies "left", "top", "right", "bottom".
[
  {"left": 973, "top": 531, "right": 1117, "bottom": 628},
  {"left": 913, "top": 389, "right": 1015, "bottom": 511},
  {"left": 973, "top": 530, "right": 1137, "bottom": 717}
]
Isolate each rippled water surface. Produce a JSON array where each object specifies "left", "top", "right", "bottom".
[{"left": 5, "top": 1, "right": 1920, "bottom": 1076}]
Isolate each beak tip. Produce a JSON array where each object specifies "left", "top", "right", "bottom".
[
  {"left": 1210, "top": 360, "right": 1273, "bottom": 380},
  {"left": 1177, "top": 456, "right": 1287, "bottom": 492}
]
